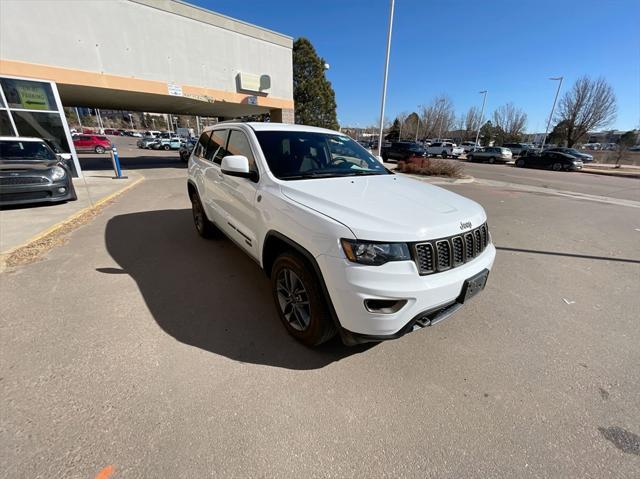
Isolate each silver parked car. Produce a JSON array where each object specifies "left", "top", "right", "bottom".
[{"left": 467, "top": 147, "right": 513, "bottom": 164}]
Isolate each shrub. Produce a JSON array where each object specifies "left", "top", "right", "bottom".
[{"left": 396, "top": 157, "right": 464, "bottom": 178}]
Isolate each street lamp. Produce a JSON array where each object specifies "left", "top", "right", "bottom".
[
  {"left": 377, "top": 0, "right": 395, "bottom": 156},
  {"left": 474, "top": 90, "right": 488, "bottom": 148},
  {"left": 540, "top": 76, "right": 564, "bottom": 151},
  {"left": 415, "top": 108, "right": 422, "bottom": 141},
  {"left": 128, "top": 113, "right": 134, "bottom": 129}
]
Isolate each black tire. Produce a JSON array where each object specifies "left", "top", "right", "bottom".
[
  {"left": 488, "top": 157, "right": 496, "bottom": 164},
  {"left": 552, "top": 162, "right": 562, "bottom": 171},
  {"left": 467, "top": 155, "right": 474, "bottom": 162},
  {"left": 515, "top": 159, "right": 525, "bottom": 168},
  {"left": 271, "top": 253, "right": 336, "bottom": 346},
  {"left": 441, "top": 150, "right": 447, "bottom": 159},
  {"left": 163, "top": 144, "right": 171, "bottom": 151},
  {"left": 190, "top": 191, "right": 219, "bottom": 239},
  {"left": 95, "top": 146, "right": 105, "bottom": 154}
]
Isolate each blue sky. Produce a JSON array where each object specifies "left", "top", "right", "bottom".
[{"left": 195, "top": 0, "right": 639, "bottom": 132}]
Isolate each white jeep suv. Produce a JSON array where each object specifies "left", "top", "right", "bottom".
[{"left": 187, "top": 122, "right": 495, "bottom": 346}]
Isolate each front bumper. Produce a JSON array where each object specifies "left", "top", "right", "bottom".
[
  {"left": 0, "top": 180, "right": 77, "bottom": 206},
  {"left": 317, "top": 244, "right": 496, "bottom": 341}
]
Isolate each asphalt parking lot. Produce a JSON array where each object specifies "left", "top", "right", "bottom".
[{"left": 1, "top": 149, "right": 639, "bottom": 478}]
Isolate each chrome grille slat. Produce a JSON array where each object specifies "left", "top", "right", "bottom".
[{"left": 413, "top": 223, "right": 490, "bottom": 276}]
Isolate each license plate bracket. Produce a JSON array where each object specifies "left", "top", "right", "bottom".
[{"left": 458, "top": 269, "right": 490, "bottom": 304}]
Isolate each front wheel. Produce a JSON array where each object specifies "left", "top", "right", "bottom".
[
  {"left": 552, "top": 162, "right": 562, "bottom": 171},
  {"left": 271, "top": 253, "right": 336, "bottom": 346},
  {"left": 441, "top": 151, "right": 448, "bottom": 159},
  {"left": 488, "top": 157, "right": 496, "bottom": 164},
  {"left": 95, "top": 146, "right": 105, "bottom": 154},
  {"left": 163, "top": 144, "right": 171, "bottom": 151},
  {"left": 515, "top": 159, "right": 525, "bottom": 167},
  {"left": 190, "top": 191, "right": 219, "bottom": 238}
]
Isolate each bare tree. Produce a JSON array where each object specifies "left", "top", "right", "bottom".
[
  {"left": 555, "top": 76, "right": 617, "bottom": 147},
  {"left": 492, "top": 103, "right": 527, "bottom": 144},
  {"left": 419, "top": 95, "right": 455, "bottom": 139},
  {"left": 396, "top": 111, "right": 409, "bottom": 139},
  {"left": 464, "top": 106, "right": 483, "bottom": 140}
]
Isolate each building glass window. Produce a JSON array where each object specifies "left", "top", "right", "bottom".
[
  {"left": 0, "top": 111, "right": 14, "bottom": 136},
  {"left": 0, "top": 78, "right": 57, "bottom": 111}
]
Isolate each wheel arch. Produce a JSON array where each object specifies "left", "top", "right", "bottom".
[{"left": 262, "top": 230, "right": 347, "bottom": 342}]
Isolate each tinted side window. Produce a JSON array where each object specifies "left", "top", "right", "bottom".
[
  {"left": 205, "top": 129, "right": 228, "bottom": 164},
  {"left": 431, "top": 142, "right": 441, "bottom": 147},
  {"left": 226, "top": 130, "right": 257, "bottom": 172},
  {"left": 194, "top": 132, "right": 210, "bottom": 158}
]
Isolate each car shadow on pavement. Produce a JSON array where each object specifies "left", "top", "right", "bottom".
[{"left": 103, "top": 209, "right": 373, "bottom": 370}]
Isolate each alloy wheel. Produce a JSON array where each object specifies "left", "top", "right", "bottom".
[
  {"left": 276, "top": 268, "right": 310, "bottom": 331},
  {"left": 192, "top": 197, "right": 204, "bottom": 233}
]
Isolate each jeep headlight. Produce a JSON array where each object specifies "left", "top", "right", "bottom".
[
  {"left": 50, "top": 166, "right": 66, "bottom": 181},
  {"left": 341, "top": 239, "right": 411, "bottom": 266}
]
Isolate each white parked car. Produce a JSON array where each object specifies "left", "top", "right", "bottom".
[
  {"left": 460, "top": 141, "right": 480, "bottom": 153},
  {"left": 187, "top": 123, "right": 495, "bottom": 346},
  {"left": 426, "top": 141, "right": 464, "bottom": 158}
]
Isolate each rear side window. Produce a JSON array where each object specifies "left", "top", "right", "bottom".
[
  {"left": 226, "top": 130, "right": 257, "bottom": 172},
  {"left": 431, "top": 142, "right": 441, "bottom": 147}
]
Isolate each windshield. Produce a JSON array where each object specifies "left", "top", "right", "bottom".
[
  {"left": 255, "top": 130, "right": 389, "bottom": 180},
  {"left": 0, "top": 140, "right": 57, "bottom": 162}
]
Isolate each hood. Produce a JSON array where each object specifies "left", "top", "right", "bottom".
[
  {"left": 0, "top": 160, "right": 58, "bottom": 171},
  {"left": 280, "top": 174, "right": 487, "bottom": 242}
]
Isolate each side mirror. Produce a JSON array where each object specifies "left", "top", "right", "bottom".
[
  {"left": 221, "top": 155, "right": 257, "bottom": 180},
  {"left": 57, "top": 153, "right": 72, "bottom": 161}
]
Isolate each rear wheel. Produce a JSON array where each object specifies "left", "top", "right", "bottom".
[
  {"left": 271, "top": 253, "right": 336, "bottom": 346},
  {"left": 95, "top": 145, "right": 105, "bottom": 154},
  {"left": 515, "top": 159, "right": 525, "bottom": 167},
  {"left": 488, "top": 156, "right": 496, "bottom": 164},
  {"left": 441, "top": 150, "right": 448, "bottom": 159},
  {"left": 163, "top": 144, "right": 171, "bottom": 151},
  {"left": 190, "top": 191, "right": 219, "bottom": 238}
]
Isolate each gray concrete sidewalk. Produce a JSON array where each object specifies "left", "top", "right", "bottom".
[{"left": 0, "top": 171, "right": 143, "bottom": 254}]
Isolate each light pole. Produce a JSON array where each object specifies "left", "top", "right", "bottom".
[
  {"left": 128, "top": 113, "right": 134, "bottom": 129},
  {"left": 414, "top": 110, "right": 421, "bottom": 141},
  {"left": 540, "top": 76, "right": 563, "bottom": 151},
  {"left": 377, "top": 0, "right": 395, "bottom": 156},
  {"left": 75, "top": 107, "right": 83, "bottom": 130},
  {"left": 474, "top": 90, "right": 488, "bottom": 147}
]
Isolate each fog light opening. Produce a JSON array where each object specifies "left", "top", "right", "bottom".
[
  {"left": 364, "top": 299, "right": 407, "bottom": 314},
  {"left": 57, "top": 187, "right": 66, "bottom": 193}
]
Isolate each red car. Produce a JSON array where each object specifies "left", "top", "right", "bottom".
[{"left": 73, "top": 134, "right": 112, "bottom": 154}]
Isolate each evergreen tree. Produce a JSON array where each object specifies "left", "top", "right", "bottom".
[
  {"left": 385, "top": 118, "right": 401, "bottom": 140},
  {"left": 293, "top": 38, "right": 339, "bottom": 130}
]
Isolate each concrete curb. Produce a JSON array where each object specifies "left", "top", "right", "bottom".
[
  {"left": 579, "top": 169, "right": 640, "bottom": 179},
  {"left": 397, "top": 172, "right": 476, "bottom": 185},
  {"left": 0, "top": 176, "right": 144, "bottom": 268}
]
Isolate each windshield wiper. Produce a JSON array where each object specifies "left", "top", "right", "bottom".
[{"left": 280, "top": 171, "right": 346, "bottom": 180}]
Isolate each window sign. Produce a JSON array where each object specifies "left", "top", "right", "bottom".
[
  {"left": 16, "top": 84, "right": 52, "bottom": 110},
  {"left": 0, "top": 78, "right": 56, "bottom": 111}
]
